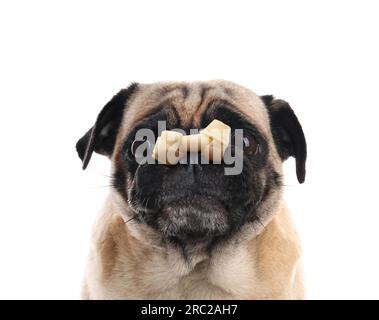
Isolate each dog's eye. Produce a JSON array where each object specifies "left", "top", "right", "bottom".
[
  {"left": 243, "top": 133, "right": 259, "bottom": 155},
  {"left": 131, "top": 138, "right": 150, "bottom": 157}
]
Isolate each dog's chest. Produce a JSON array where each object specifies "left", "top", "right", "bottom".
[
  {"left": 102, "top": 244, "right": 258, "bottom": 299},
  {"left": 157, "top": 268, "right": 233, "bottom": 299}
]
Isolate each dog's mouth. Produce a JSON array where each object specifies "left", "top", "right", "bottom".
[
  {"left": 137, "top": 194, "right": 230, "bottom": 242},
  {"left": 160, "top": 195, "right": 229, "bottom": 241}
]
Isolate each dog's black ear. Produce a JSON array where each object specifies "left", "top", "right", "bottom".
[
  {"left": 261, "top": 95, "right": 307, "bottom": 183},
  {"left": 76, "top": 83, "right": 139, "bottom": 170}
]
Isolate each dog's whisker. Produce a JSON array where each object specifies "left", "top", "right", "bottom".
[
  {"left": 95, "top": 171, "right": 113, "bottom": 178},
  {"left": 90, "top": 185, "right": 113, "bottom": 189},
  {"left": 125, "top": 214, "right": 137, "bottom": 224}
]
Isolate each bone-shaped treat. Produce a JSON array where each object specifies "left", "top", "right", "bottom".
[
  {"left": 151, "top": 120, "right": 231, "bottom": 164},
  {"left": 151, "top": 130, "right": 184, "bottom": 165},
  {"left": 199, "top": 119, "right": 231, "bottom": 162}
]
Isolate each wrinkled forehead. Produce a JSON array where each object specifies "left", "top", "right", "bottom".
[{"left": 118, "top": 80, "right": 271, "bottom": 141}]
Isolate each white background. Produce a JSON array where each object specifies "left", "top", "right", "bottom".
[{"left": 0, "top": 0, "right": 378, "bottom": 299}]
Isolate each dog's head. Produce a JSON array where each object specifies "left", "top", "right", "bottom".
[{"left": 76, "top": 80, "right": 306, "bottom": 248}]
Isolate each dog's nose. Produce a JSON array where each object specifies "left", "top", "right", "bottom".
[
  {"left": 178, "top": 163, "right": 197, "bottom": 183},
  {"left": 166, "top": 162, "right": 202, "bottom": 188},
  {"left": 185, "top": 163, "right": 194, "bottom": 176},
  {"left": 184, "top": 162, "right": 203, "bottom": 177}
]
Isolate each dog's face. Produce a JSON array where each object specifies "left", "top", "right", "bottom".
[{"left": 76, "top": 80, "right": 306, "bottom": 247}]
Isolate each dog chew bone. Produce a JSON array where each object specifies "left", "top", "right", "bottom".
[
  {"left": 202, "top": 139, "right": 223, "bottom": 162},
  {"left": 201, "top": 119, "right": 231, "bottom": 145},
  {"left": 200, "top": 120, "right": 231, "bottom": 161},
  {"left": 180, "top": 133, "right": 209, "bottom": 153},
  {"left": 152, "top": 130, "right": 184, "bottom": 165},
  {"left": 151, "top": 120, "right": 231, "bottom": 164}
]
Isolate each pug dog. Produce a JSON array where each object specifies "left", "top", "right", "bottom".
[{"left": 76, "top": 80, "right": 307, "bottom": 299}]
